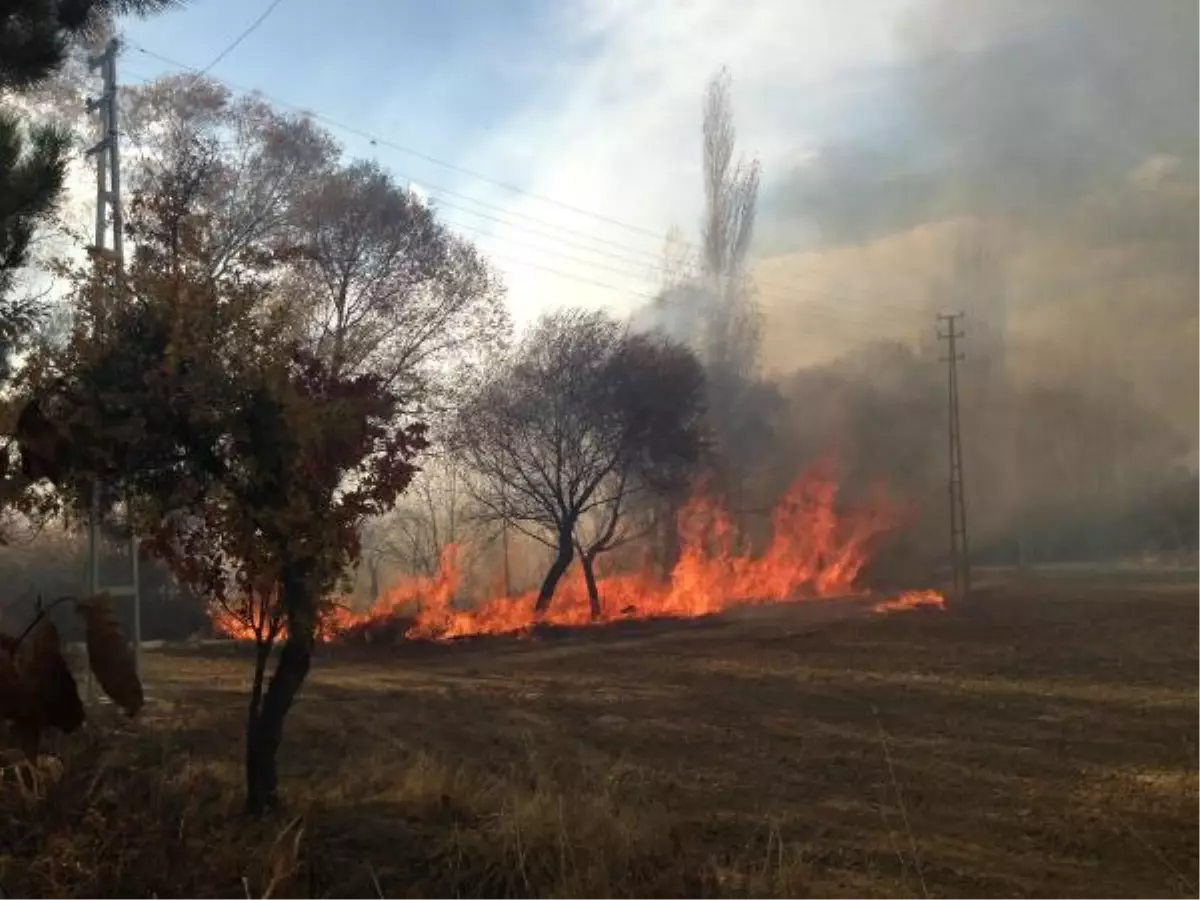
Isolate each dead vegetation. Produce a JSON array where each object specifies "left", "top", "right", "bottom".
[
  {"left": 0, "top": 571, "right": 1196, "bottom": 898},
  {"left": 0, "top": 594, "right": 143, "bottom": 761}
]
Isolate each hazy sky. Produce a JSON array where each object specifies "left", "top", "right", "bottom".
[
  {"left": 118, "top": 0, "right": 922, "bottom": 330},
  {"left": 86, "top": 0, "right": 1200, "bottom": 531}
]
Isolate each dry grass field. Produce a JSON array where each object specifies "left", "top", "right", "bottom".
[{"left": 1, "top": 569, "right": 1196, "bottom": 897}]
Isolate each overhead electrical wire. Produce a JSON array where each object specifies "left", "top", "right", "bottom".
[
  {"left": 118, "top": 46, "right": 929, "bottom": 333},
  {"left": 196, "top": 0, "right": 289, "bottom": 76},
  {"left": 128, "top": 42, "right": 942, "bottom": 296},
  {"left": 125, "top": 43, "right": 935, "bottom": 319},
  {"left": 126, "top": 45, "right": 938, "bottom": 289},
  {"left": 481, "top": 249, "right": 900, "bottom": 333}
]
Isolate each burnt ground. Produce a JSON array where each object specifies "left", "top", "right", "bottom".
[{"left": 2, "top": 568, "right": 1197, "bottom": 898}]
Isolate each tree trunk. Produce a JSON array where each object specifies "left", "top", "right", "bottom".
[
  {"left": 580, "top": 551, "right": 601, "bottom": 620},
  {"left": 245, "top": 578, "right": 314, "bottom": 815},
  {"left": 244, "top": 634, "right": 272, "bottom": 800},
  {"left": 533, "top": 525, "right": 574, "bottom": 615}
]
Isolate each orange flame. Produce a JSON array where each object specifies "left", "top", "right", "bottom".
[
  {"left": 869, "top": 589, "right": 946, "bottom": 614},
  {"left": 207, "top": 603, "right": 260, "bottom": 642},
  {"left": 207, "top": 465, "right": 945, "bottom": 643}
]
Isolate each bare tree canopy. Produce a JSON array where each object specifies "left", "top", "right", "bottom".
[
  {"left": 700, "top": 66, "right": 762, "bottom": 383},
  {"left": 632, "top": 67, "right": 771, "bottom": 568},
  {"left": 289, "top": 159, "right": 509, "bottom": 402},
  {"left": 363, "top": 453, "right": 473, "bottom": 582},
  {"left": 123, "top": 74, "right": 337, "bottom": 282},
  {"left": 120, "top": 74, "right": 509, "bottom": 415},
  {"left": 454, "top": 309, "right": 707, "bottom": 615}
]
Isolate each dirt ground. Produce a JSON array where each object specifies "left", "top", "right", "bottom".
[{"left": 2, "top": 568, "right": 1197, "bottom": 897}]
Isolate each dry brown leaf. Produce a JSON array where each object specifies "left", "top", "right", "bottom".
[
  {"left": 23, "top": 618, "right": 85, "bottom": 735},
  {"left": 77, "top": 594, "right": 144, "bottom": 717}
]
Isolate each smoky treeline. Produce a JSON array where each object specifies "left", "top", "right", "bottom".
[
  {"left": 740, "top": 0, "right": 1197, "bottom": 569},
  {"left": 632, "top": 1, "right": 1197, "bottom": 580},
  {"left": 1, "top": 0, "right": 1194, "bottom": 641}
]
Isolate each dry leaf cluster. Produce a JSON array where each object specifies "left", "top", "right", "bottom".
[{"left": 0, "top": 594, "right": 144, "bottom": 760}]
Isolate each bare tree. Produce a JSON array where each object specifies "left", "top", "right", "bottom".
[
  {"left": 364, "top": 453, "right": 475, "bottom": 582},
  {"left": 115, "top": 74, "right": 511, "bottom": 629},
  {"left": 700, "top": 66, "right": 762, "bottom": 384},
  {"left": 454, "top": 310, "right": 707, "bottom": 616},
  {"left": 659, "top": 224, "right": 694, "bottom": 291},
  {"left": 634, "top": 68, "right": 768, "bottom": 567},
  {"left": 642, "top": 68, "right": 761, "bottom": 370},
  {"left": 289, "top": 160, "right": 509, "bottom": 406},
  {"left": 122, "top": 74, "right": 338, "bottom": 282}
]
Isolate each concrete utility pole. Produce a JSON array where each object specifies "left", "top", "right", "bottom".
[
  {"left": 86, "top": 37, "right": 142, "bottom": 686},
  {"left": 937, "top": 312, "right": 971, "bottom": 601}
]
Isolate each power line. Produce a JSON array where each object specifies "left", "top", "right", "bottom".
[
  {"left": 120, "top": 45, "right": 930, "bottom": 326},
  {"left": 485, "top": 247, "right": 917, "bottom": 334},
  {"left": 123, "top": 44, "right": 936, "bottom": 316},
  {"left": 435, "top": 196, "right": 928, "bottom": 320},
  {"left": 432, "top": 194, "right": 663, "bottom": 264},
  {"left": 113, "top": 84, "right": 923, "bottom": 334},
  {"left": 125, "top": 41, "right": 941, "bottom": 294},
  {"left": 129, "top": 44, "right": 668, "bottom": 241},
  {"left": 405, "top": 207, "right": 919, "bottom": 331},
  {"left": 198, "top": 0, "right": 289, "bottom": 76},
  {"left": 443, "top": 215, "right": 656, "bottom": 281},
  {"left": 123, "top": 62, "right": 669, "bottom": 269}
]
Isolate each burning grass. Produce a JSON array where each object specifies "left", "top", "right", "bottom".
[
  {"left": 2, "top": 569, "right": 1196, "bottom": 897},
  {"left": 212, "top": 465, "right": 942, "bottom": 645}
]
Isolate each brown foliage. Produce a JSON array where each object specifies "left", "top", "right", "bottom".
[
  {"left": 77, "top": 594, "right": 144, "bottom": 716},
  {"left": 22, "top": 619, "right": 85, "bottom": 736},
  {"left": 14, "top": 398, "right": 70, "bottom": 483},
  {"left": 0, "top": 618, "right": 84, "bottom": 760},
  {"left": 0, "top": 596, "right": 144, "bottom": 761}
]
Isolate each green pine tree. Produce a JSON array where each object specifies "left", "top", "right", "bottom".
[
  {"left": 1, "top": 0, "right": 181, "bottom": 90},
  {"left": 0, "top": 109, "right": 68, "bottom": 374},
  {"left": 0, "top": 0, "right": 181, "bottom": 360}
]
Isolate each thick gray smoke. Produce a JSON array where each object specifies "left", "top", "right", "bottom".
[
  {"left": 764, "top": 1, "right": 1197, "bottom": 246},
  {"left": 647, "top": 1, "right": 1198, "bottom": 569}
]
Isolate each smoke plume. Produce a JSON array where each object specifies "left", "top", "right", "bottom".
[{"left": 657, "top": 1, "right": 1198, "bottom": 566}]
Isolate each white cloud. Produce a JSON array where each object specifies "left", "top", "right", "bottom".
[{"left": 452, "top": 0, "right": 920, "bottom": 333}]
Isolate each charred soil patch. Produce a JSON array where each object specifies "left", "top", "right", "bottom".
[{"left": 2, "top": 571, "right": 1196, "bottom": 897}]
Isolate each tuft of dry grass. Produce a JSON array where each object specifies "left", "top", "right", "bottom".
[{"left": 1, "top": 569, "right": 1197, "bottom": 897}]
